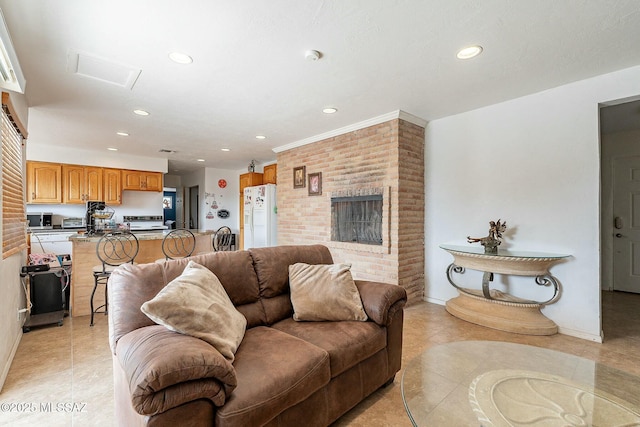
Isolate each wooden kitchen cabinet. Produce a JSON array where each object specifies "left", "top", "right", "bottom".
[
  {"left": 121, "top": 170, "right": 163, "bottom": 192},
  {"left": 103, "top": 168, "right": 122, "bottom": 205},
  {"left": 240, "top": 172, "right": 263, "bottom": 191},
  {"left": 238, "top": 172, "right": 263, "bottom": 250},
  {"left": 62, "top": 165, "right": 103, "bottom": 204},
  {"left": 26, "top": 161, "right": 62, "bottom": 203},
  {"left": 263, "top": 164, "right": 277, "bottom": 184}
]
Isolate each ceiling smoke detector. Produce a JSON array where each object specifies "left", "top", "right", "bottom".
[{"left": 305, "top": 50, "right": 321, "bottom": 61}]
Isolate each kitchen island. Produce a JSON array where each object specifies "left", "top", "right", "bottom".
[{"left": 69, "top": 230, "right": 215, "bottom": 318}]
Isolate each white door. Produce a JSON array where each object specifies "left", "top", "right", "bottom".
[{"left": 613, "top": 155, "right": 640, "bottom": 293}]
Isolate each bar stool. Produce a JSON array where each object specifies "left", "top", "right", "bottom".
[
  {"left": 213, "top": 226, "right": 233, "bottom": 251},
  {"left": 161, "top": 229, "right": 196, "bottom": 260},
  {"left": 91, "top": 231, "right": 139, "bottom": 326}
]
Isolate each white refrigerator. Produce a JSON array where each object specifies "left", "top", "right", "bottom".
[{"left": 243, "top": 184, "right": 277, "bottom": 248}]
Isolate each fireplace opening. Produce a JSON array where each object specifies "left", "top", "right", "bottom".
[{"left": 331, "top": 195, "right": 383, "bottom": 245}]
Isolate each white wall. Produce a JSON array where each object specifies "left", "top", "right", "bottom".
[
  {"left": 181, "top": 167, "right": 241, "bottom": 233},
  {"left": 201, "top": 168, "right": 239, "bottom": 233},
  {"left": 26, "top": 143, "right": 168, "bottom": 172},
  {"left": 425, "top": 65, "right": 640, "bottom": 342}
]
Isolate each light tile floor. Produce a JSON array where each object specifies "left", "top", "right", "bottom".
[{"left": 1, "top": 291, "right": 639, "bottom": 426}]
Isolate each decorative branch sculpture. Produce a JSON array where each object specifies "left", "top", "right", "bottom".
[{"left": 467, "top": 219, "right": 507, "bottom": 254}]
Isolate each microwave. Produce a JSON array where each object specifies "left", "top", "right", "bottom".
[{"left": 27, "top": 212, "right": 53, "bottom": 229}]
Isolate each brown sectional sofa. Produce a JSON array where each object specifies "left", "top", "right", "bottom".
[{"left": 108, "top": 244, "right": 407, "bottom": 426}]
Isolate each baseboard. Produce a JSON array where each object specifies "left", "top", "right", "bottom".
[
  {"left": 555, "top": 326, "right": 603, "bottom": 343},
  {"left": 425, "top": 296, "right": 446, "bottom": 306},
  {"left": 0, "top": 329, "right": 23, "bottom": 392}
]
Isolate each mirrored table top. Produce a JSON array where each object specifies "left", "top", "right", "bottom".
[{"left": 440, "top": 244, "right": 570, "bottom": 259}]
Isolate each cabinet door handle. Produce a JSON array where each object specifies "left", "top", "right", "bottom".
[{"left": 32, "top": 192, "right": 35, "bottom": 200}]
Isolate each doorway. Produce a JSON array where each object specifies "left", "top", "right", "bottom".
[
  {"left": 600, "top": 98, "right": 640, "bottom": 340},
  {"left": 163, "top": 188, "right": 177, "bottom": 229},
  {"left": 189, "top": 185, "right": 199, "bottom": 229}
]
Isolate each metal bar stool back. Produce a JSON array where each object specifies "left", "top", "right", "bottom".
[
  {"left": 213, "top": 226, "right": 233, "bottom": 251},
  {"left": 91, "top": 231, "right": 139, "bottom": 326},
  {"left": 162, "top": 229, "right": 196, "bottom": 260}
]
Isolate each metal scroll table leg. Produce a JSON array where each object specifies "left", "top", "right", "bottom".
[
  {"left": 482, "top": 272, "right": 494, "bottom": 299},
  {"left": 447, "top": 263, "right": 496, "bottom": 300}
]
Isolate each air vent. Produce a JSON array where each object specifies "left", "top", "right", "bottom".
[
  {"left": 159, "top": 149, "right": 176, "bottom": 153},
  {"left": 67, "top": 50, "right": 141, "bottom": 90}
]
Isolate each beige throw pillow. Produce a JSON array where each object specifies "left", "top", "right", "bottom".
[
  {"left": 289, "top": 263, "right": 368, "bottom": 322},
  {"left": 141, "top": 261, "right": 247, "bottom": 362}
]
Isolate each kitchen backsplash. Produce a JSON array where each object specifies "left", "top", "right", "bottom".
[{"left": 26, "top": 191, "right": 164, "bottom": 227}]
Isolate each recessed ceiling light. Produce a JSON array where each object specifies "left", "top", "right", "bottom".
[
  {"left": 107, "top": 147, "right": 118, "bottom": 151},
  {"left": 323, "top": 107, "right": 338, "bottom": 114},
  {"left": 169, "top": 52, "right": 193, "bottom": 64},
  {"left": 255, "top": 135, "right": 266, "bottom": 140},
  {"left": 305, "top": 50, "right": 321, "bottom": 61},
  {"left": 221, "top": 148, "right": 231, "bottom": 152},
  {"left": 197, "top": 158, "right": 205, "bottom": 162},
  {"left": 116, "top": 132, "right": 129, "bottom": 137},
  {"left": 133, "top": 109, "right": 150, "bottom": 116},
  {"left": 456, "top": 45, "right": 483, "bottom": 60}
]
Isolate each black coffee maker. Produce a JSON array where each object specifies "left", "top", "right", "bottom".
[{"left": 85, "top": 201, "right": 106, "bottom": 235}]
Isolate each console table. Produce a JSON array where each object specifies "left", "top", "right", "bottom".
[{"left": 440, "top": 244, "right": 570, "bottom": 335}]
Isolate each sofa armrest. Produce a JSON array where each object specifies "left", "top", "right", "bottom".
[
  {"left": 355, "top": 280, "right": 407, "bottom": 326},
  {"left": 116, "top": 325, "right": 237, "bottom": 417}
]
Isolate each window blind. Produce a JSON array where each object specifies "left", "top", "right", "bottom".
[{"left": 2, "top": 92, "right": 27, "bottom": 258}]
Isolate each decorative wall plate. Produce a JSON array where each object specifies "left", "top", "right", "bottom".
[{"left": 218, "top": 179, "right": 227, "bottom": 188}]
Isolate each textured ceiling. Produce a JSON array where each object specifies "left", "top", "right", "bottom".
[{"left": 2, "top": 0, "right": 640, "bottom": 173}]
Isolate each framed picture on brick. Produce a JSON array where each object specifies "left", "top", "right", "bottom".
[
  {"left": 293, "top": 166, "right": 306, "bottom": 188},
  {"left": 308, "top": 172, "right": 322, "bottom": 196}
]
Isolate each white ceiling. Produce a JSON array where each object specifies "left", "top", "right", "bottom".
[{"left": 2, "top": 0, "right": 640, "bottom": 173}]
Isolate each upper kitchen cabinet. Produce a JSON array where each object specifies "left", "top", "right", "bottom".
[
  {"left": 103, "top": 168, "right": 122, "bottom": 205},
  {"left": 263, "top": 164, "right": 277, "bottom": 184},
  {"left": 62, "top": 164, "right": 103, "bottom": 203},
  {"left": 122, "top": 170, "right": 163, "bottom": 192},
  {"left": 239, "top": 172, "right": 263, "bottom": 192},
  {"left": 27, "top": 161, "right": 62, "bottom": 203}
]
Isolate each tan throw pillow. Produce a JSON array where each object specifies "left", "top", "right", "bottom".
[
  {"left": 288, "top": 263, "right": 368, "bottom": 322},
  {"left": 140, "top": 261, "right": 247, "bottom": 362}
]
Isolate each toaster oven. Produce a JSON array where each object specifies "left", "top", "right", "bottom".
[{"left": 61, "top": 217, "right": 86, "bottom": 229}]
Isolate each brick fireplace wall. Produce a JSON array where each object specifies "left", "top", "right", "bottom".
[{"left": 276, "top": 118, "right": 425, "bottom": 303}]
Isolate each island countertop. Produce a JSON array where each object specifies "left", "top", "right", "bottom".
[
  {"left": 70, "top": 229, "right": 216, "bottom": 319},
  {"left": 68, "top": 229, "right": 214, "bottom": 242}
]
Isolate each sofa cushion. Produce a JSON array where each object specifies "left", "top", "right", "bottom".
[
  {"left": 249, "top": 245, "right": 334, "bottom": 324},
  {"left": 272, "top": 318, "right": 387, "bottom": 378},
  {"left": 141, "top": 261, "right": 247, "bottom": 362},
  {"left": 289, "top": 263, "right": 368, "bottom": 322},
  {"left": 216, "top": 326, "right": 331, "bottom": 427},
  {"left": 159, "top": 250, "right": 267, "bottom": 328}
]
